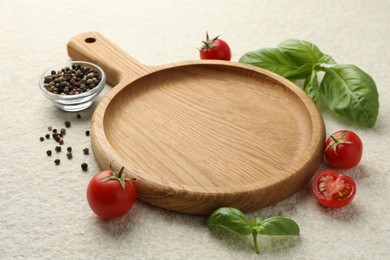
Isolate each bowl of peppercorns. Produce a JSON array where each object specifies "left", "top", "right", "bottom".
[{"left": 39, "top": 61, "right": 106, "bottom": 111}]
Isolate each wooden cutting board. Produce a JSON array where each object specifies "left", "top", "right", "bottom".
[{"left": 67, "top": 32, "right": 325, "bottom": 215}]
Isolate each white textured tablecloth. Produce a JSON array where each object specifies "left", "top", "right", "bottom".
[{"left": 1, "top": 1, "right": 389, "bottom": 259}]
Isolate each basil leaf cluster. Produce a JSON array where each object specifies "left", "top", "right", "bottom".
[
  {"left": 208, "top": 207, "right": 300, "bottom": 254},
  {"left": 239, "top": 39, "right": 379, "bottom": 128}
]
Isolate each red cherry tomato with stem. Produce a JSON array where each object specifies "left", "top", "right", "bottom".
[
  {"left": 325, "top": 130, "right": 363, "bottom": 169},
  {"left": 312, "top": 170, "right": 356, "bottom": 208},
  {"left": 87, "top": 165, "right": 136, "bottom": 220},
  {"left": 199, "top": 32, "right": 231, "bottom": 61}
]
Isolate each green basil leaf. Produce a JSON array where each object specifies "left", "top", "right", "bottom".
[
  {"left": 207, "top": 207, "right": 252, "bottom": 236},
  {"left": 250, "top": 216, "right": 262, "bottom": 228},
  {"left": 320, "top": 64, "right": 379, "bottom": 127},
  {"left": 319, "top": 54, "right": 337, "bottom": 65},
  {"left": 303, "top": 71, "right": 319, "bottom": 104},
  {"left": 239, "top": 48, "right": 310, "bottom": 79},
  {"left": 255, "top": 217, "right": 300, "bottom": 236},
  {"left": 278, "top": 39, "right": 334, "bottom": 65},
  {"left": 284, "top": 63, "right": 314, "bottom": 80}
]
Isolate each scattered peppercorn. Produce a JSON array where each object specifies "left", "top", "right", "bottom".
[
  {"left": 40, "top": 137, "right": 44, "bottom": 142},
  {"left": 81, "top": 163, "right": 88, "bottom": 171},
  {"left": 43, "top": 64, "right": 102, "bottom": 95},
  {"left": 43, "top": 121, "right": 94, "bottom": 168},
  {"left": 76, "top": 113, "right": 81, "bottom": 119}
]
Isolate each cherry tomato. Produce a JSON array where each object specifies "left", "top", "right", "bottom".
[
  {"left": 199, "top": 32, "right": 231, "bottom": 61},
  {"left": 86, "top": 166, "right": 136, "bottom": 220},
  {"left": 312, "top": 170, "right": 356, "bottom": 208},
  {"left": 324, "top": 130, "right": 363, "bottom": 169}
]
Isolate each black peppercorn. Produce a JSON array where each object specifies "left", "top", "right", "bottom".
[
  {"left": 76, "top": 113, "right": 81, "bottom": 119},
  {"left": 55, "top": 146, "right": 61, "bottom": 152},
  {"left": 66, "top": 153, "right": 73, "bottom": 159},
  {"left": 45, "top": 134, "right": 50, "bottom": 139},
  {"left": 81, "top": 163, "right": 88, "bottom": 171},
  {"left": 67, "top": 146, "right": 72, "bottom": 152},
  {"left": 60, "top": 128, "right": 66, "bottom": 135},
  {"left": 65, "top": 121, "right": 71, "bottom": 128},
  {"left": 43, "top": 64, "right": 101, "bottom": 95},
  {"left": 54, "top": 159, "right": 60, "bottom": 165},
  {"left": 40, "top": 137, "right": 44, "bottom": 142},
  {"left": 83, "top": 148, "right": 89, "bottom": 155},
  {"left": 46, "top": 150, "right": 52, "bottom": 156},
  {"left": 85, "top": 130, "right": 90, "bottom": 136}
]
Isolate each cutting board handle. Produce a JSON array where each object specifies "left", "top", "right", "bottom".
[{"left": 67, "top": 31, "right": 151, "bottom": 86}]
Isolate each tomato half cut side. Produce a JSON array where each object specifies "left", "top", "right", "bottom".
[{"left": 312, "top": 170, "right": 356, "bottom": 208}]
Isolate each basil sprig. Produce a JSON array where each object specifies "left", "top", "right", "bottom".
[
  {"left": 207, "top": 207, "right": 300, "bottom": 254},
  {"left": 239, "top": 39, "right": 379, "bottom": 128}
]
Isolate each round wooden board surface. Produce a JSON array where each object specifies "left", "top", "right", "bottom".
[{"left": 68, "top": 32, "right": 325, "bottom": 215}]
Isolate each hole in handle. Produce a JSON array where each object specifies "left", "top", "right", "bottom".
[{"left": 85, "top": 37, "right": 96, "bottom": 43}]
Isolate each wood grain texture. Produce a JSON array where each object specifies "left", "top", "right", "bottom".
[{"left": 67, "top": 32, "right": 325, "bottom": 215}]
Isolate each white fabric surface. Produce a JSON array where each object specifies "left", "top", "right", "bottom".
[{"left": 1, "top": 0, "right": 389, "bottom": 259}]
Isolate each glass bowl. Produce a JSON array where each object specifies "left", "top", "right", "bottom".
[{"left": 39, "top": 61, "right": 106, "bottom": 112}]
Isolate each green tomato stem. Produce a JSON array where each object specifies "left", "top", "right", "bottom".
[
  {"left": 100, "top": 165, "right": 136, "bottom": 191},
  {"left": 252, "top": 232, "right": 260, "bottom": 254},
  {"left": 330, "top": 134, "right": 338, "bottom": 143}
]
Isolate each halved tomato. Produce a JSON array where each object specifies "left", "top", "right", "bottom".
[{"left": 312, "top": 170, "right": 356, "bottom": 208}]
